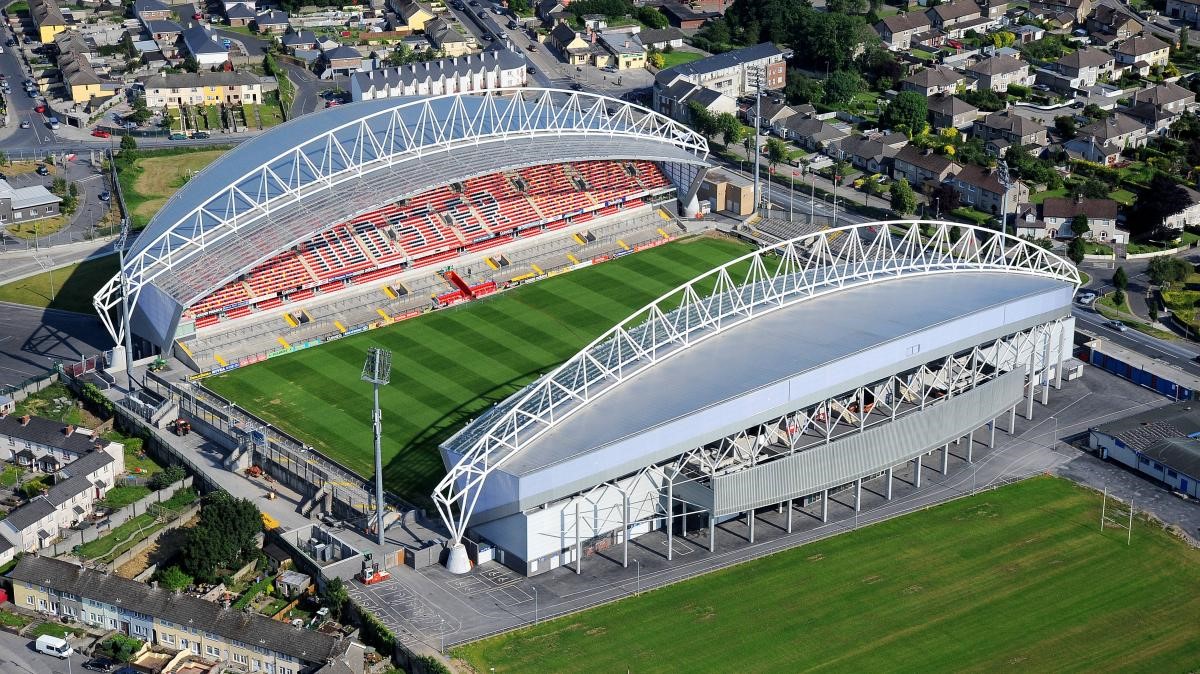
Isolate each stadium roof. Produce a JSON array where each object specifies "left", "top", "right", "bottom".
[
  {"left": 97, "top": 89, "right": 709, "bottom": 348},
  {"left": 435, "top": 221, "right": 1080, "bottom": 540}
]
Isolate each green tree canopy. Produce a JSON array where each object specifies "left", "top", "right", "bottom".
[
  {"left": 1068, "top": 236, "right": 1085, "bottom": 264},
  {"left": 880, "top": 91, "right": 927, "bottom": 137},
  {"left": 179, "top": 492, "right": 263, "bottom": 582},
  {"left": 890, "top": 177, "right": 917, "bottom": 215},
  {"left": 823, "top": 70, "right": 863, "bottom": 106},
  {"left": 1071, "top": 213, "right": 1090, "bottom": 237},
  {"left": 1113, "top": 266, "right": 1128, "bottom": 290}
]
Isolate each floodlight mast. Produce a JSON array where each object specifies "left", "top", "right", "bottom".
[{"left": 361, "top": 348, "right": 392, "bottom": 547}]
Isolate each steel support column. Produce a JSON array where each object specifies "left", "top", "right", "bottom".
[
  {"left": 821, "top": 489, "right": 828, "bottom": 523},
  {"left": 709, "top": 515, "right": 716, "bottom": 552},
  {"left": 666, "top": 478, "right": 673, "bottom": 561},
  {"left": 622, "top": 491, "right": 629, "bottom": 568},
  {"left": 915, "top": 455, "right": 923, "bottom": 488},
  {"left": 786, "top": 499, "right": 793, "bottom": 533},
  {"left": 886, "top": 467, "right": 893, "bottom": 499},
  {"left": 748, "top": 507, "right": 755, "bottom": 543},
  {"left": 855, "top": 478, "right": 862, "bottom": 512},
  {"left": 575, "top": 501, "right": 581, "bottom": 575}
]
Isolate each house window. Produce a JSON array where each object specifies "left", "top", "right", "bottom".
[
  {"left": 206, "top": 644, "right": 221, "bottom": 657},
  {"left": 162, "top": 633, "right": 175, "bottom": 645},
  {"left": 233, "top": 653, "right": 249, "bottom": 665},
  {"left": 38, "top": 599, "right": 46, "bottom": 610},
  {"left": 26, "top": 596, "right": 33, "bottom": 606}
]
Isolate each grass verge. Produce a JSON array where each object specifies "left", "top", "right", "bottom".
[
  {"left": 455, "top": 477, "right": 1200, "bottom": 673},
  {"left": 0, "top": 254, "right": 119, "bottom": 314},
  {"left": 118, "top": 148, "right": 229, "bottom": 229},
  {"left": 77, "top": 489, "right": 197, "bottom": 561}
]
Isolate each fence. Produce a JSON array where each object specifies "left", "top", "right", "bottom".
[
  {"left": 44, "top": 476, "right": 196, "bottom": 558},
  {"left": 0, "top": 369, "right": 60, "bottom": 401},
  {"left": 96, "top": 502, "right": 202, "bottom": 573}
]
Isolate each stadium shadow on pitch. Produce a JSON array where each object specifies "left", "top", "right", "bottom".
[{"left": 381, "top": 368, "right": 550, "bottom": 509}]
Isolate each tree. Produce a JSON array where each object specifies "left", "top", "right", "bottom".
[
  {"left": 1068, "top": 236, "right": 1085, "bottom": 264},
  {"left": 1055, "top": 115, "right": 1077, "bottom": 139},
  {"left": 1147, "top": 256, "right": 1192, "bottom": 286},
  {"left": 765, "top": 137, "right": 789, "bottom": 167},
  {"left": 179, "top": 492, "right": 263, "bottom": 582},
  {"left": 1113, "top": 266, "right": 1128, "bottom": 291},
  {"left": 648, "top": 51, "right": 665, "bottom": 69},
  {"left": 1182, "top": 25, "right": 1191, "bottom": 53},
  {"left": 127, "top": 95, "right": 152, "bottom": 124},
  {"left": 890, "top": 177, "right": 917, "bottom": 215},
  {"left": 715, "top": 112, "right": 742, "bottom": 148},
  {"left": 823, "top": 70, "right": 863, "bottom": 106},
  {"left": 148, "top": 464, "right": 187, "bottom": 490},
  {"left": 929, "top": 182, "right": 960, "bottom": 214},
  {"left": 1131, "top": 174, "right": 1193, "bottom": 238},
  {"left": 828, "top": 0, "right": 867, "bottom": 12},
  {"left": 784, "top": 71, "right": 824, "bottom": 105},
  {"left": 880, "top": 91, "right": 927, "bottom": 137},
  {"left": 1071, "top": 213, "right": 1090, "bottom": 237},
  {"left": 0, "top": 151, "right": 8, "bottom": 165},
  {"left": 120, "top": 134, "right": 138, "bottom": 151},
  {"left": 687, "top": 100, "right": 718, "bottom": 137},
  {"left": 321, "top": 577, "right": 349, "bottom": 620},
  {"left": 635, "top": 6, "right": 668, "bottom": 28},
  {"left": 1082, "top": 103, "right": 1109, "bottom": 120},
  {"left": 157, "top": 565, "right": 193, "bottom": 591},
  {"left": 182, "top": 55, "right": 200, "bottom": 73},
  {"left": 100, "top": 635, "right": 144, "bottom": 664}
]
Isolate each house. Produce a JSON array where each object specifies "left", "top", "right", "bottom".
[
  {"left": 1085, "top": 5, "right": 1142, "bottom": 41},
  {"left": 537, "top": 0, "right": 568, "bottom": 24},
  {"left": 133, "top": 0, "right": 172, "bottom": 22},
  {"left": 10, "top": 556, "right": 361, "bottom": 674},
  {"left": 54, "top": 31, "right": 104, "bottom": 104},
  {"left": 828, "top": 133, "right": 908, "bottom": 173},
  {"left": 182, "top": 25, "right": 229, "bottom": 66},
  {"left": 1012, "top": 24, "right": 1045, "bottom": 44},
  {"left": 550, "top": 22, "right": 591, "bottom": 65},
  {"left": 1030, "top": 0, "right": 1092, "bottom": 24},
  {"left": 1088, "top": 402, "right": 1200, "bottom": 498},
  {"left": 225, "top": 2, "right": 255, "bottom": 26},
  {"left": 1066, "top": 112, "right": 1149, "bottom": 164},
  {"left": 0, "top": 413, "right": 107, "bottom": 465},
  {"left": 0, "top": 445, "right": 124, "bottom": 553},
  {"left": 143, "top": 71, "right": 263, "bottom": 108},
  {"left": 744, "top": 98, "right": 802, "bottom": 132},
  {"left": 1114, "top": 34, "right": 1171, "bottom": 77},
  {"left": 1164, "top": 185, "right": 1200, "bottom": 229},
  {"left": 598, "top": 32, "right": 647, "bottom": 70},
  {"left": 660, "top": 2, "right": 720, "bottom": 29},
  {"left": 901, "top": 66, "right": 973, "bottom": 97},
  {"left": 653, "top": 43, "right": 789, "bottom": 119},
  {"left": 925, "top": 0, "right": 982, "bottom": 31},
  {"left": 350, "top": 50, "right": 527, "bottom": 100},
  {"left": 280, "top": 29, "right": 317, "bottom": 53},
  {"left": 30, "top": 0, "right": 66, "bottom": 43},
  {"left": 639, "top": 27, "right": 685, "bottom": 51},
  {"left": 221, "top": 0, "right": 256, "bottom": 12},
  {"left": 927, "top": 94, "right": 980, "bottom": 130},
  {"left": 950, "top": 163, "right": 1029, "bottom": 215},
  {"left": 1124, "top": 81, "right": 1198, "bottom": 133},
  {"left": 389, "top": 0, "right": 435, "bottom": 31},
  {"left": 322, "top": 44, "right": 364, "bottom": 74},
  {"left": 145, "top": 20, "right": 182, "bottom": 43},
  {"left": 275, "top": 570, "right": 312, "bottom": 599},
  {"left": 1039, "top": 195, "right": 1122, "bottom": 239},
  {"left": 424, "top": 17, "right": 470, "bottom": 57},
  {"left": 972, "top": 110, "right": 1048, "bottom": 146},
  {"left": 698, "top": 170, "right": 754, "bottom": 216},
  {"left": 1052, "top": 47, "right": 1115, "bottom": 88},
  {"left": 964, "top": 54, "right": 1031, "bottom": 92},
  {"left": 1166, "top": 0, "right": 1200, "bottom": 27},
  {"left": 657, "top": 79, "right": 737, "bottom": 122},
  {"left": 783, "top": 115, "right": 850, "bottom": 151},
  {"left": 892, "top": 145, "right": 962, "bottom": 189},
  {"left": 581, "top": 14, "right": 607, "bottom": 30},
  {"left": 255, "top": 9, "right": 289, "bottom": 34},
  {"left": 875, "top": 12, "right": 932, "bottom": 50}
]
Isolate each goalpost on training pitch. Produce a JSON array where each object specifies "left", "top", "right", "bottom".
[{"left": 1099, "top": 487, "right": 1134, "bottom": 546}]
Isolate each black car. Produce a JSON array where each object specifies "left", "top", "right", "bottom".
[
  {"left": 83, "top": 657, "right": 117, "bottom": 673},
  {"left": 570, "top": 83, "right": 583, "bottom": 91},
  {"left": 35, "top": 164, "right": 49, "bottom": 176},
  {"left": 193, "top": 130, "right": 210, "bottom": 139},
  {"left": 98, "top": 191, "right": 111, "bottom": 202},
  {"left": 477, "top": 9, "right": 486, "bottom": 17}
]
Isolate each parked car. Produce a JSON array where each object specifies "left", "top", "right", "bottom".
[
  {"left": 221, "top": 38, "right": 232, "bottom": 48},
  {"left": 34, "top": 104, "right": 45, "bottom": 113},
  {"left": 47, "top": 117, "right": 60, "bottom": 130},
  {"left": 477, "top": 9, "right": 486, "bottom": 17},
  {"left": 35, "top": 634, "right": 73, "bottom": 658},
  {"left": 83, "top": 657, "right": 117, "bottom": 672},
  {"left": 193, "top": 130, "right": 210, "bottom": 139},
  {"left": 98, "top": 191, "right": 111, "bottom": 202},
  {"left": 91, "top": 129, "right": 111, "bottom": 138},
  {"left": 169, "top": 132, "right": 187, "bottom": 140},
  {"left": 1076, "top": 291, "right": 1096, "bottom": 305},
  {"left": 527, "top": 66, "right": 536, "bottom": 74},
  {"left": 35, "top": 164, "right": 50, "bottom": 176},
  {"left": 18, "top": 120, "right": 29, "bottom": 128}
]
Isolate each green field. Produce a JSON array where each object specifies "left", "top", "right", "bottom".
[
  {"left": 206, "top": 236, "right": 752, "bottom": 505},
  {"left": 456, "top": 477, "right": 1200, "bottom": 672},
  {"left": 0, "top": 254, "right": 120, "bottom": 314}
]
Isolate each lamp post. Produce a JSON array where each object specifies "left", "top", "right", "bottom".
[
  {"left": 1049, "top": 415, "right": 1058, "bottom": 453},
  {"left": 361, "top": 347, "right": 392, "bottom": 546},
  {"left": 532, "top": 586, "right": 538, "bottom": 625},
  {"left": 634, "top": 558, "right": 640, "bottom": 596}
]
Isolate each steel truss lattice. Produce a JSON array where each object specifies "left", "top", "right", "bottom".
[
  {"left": 92, "top": 87, "right": 710, "bottom": 343},
  {"left": 434, "top": 220, "right": 1080, "bottom": 544}
]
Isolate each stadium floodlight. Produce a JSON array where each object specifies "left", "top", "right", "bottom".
[{"left": 362, "top": 348, "right": 392, "bottom": 547}]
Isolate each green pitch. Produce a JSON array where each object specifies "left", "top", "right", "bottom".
[
  {"left": 205, "top": 236, "right": 753, "bottom": 506},
  {"left": 455, "top": 477, "right": 1200, "bottom": 672}
]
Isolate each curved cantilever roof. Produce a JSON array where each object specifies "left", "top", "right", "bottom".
[
  {"left": 93, "top": 88, "right": 710, "bottom": 347},
  {"left": 433, "top": 220, "right": 1081, "bottom": 543}
]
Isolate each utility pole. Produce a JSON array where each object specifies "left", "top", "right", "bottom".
[
  {"left": 361, "top": 347, "right": 392, "bottom": 547},
  {"left": 997, "top": 159, "right": 1012, "bottom": 234},
  {"left": 751, "top": 66, "right": 763, "bottom": 216}
]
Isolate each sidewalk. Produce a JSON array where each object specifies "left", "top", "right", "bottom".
[{"left": 0, "top": 237, "right": 119, "bottom": 284}]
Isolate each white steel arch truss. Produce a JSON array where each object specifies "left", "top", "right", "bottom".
[
  {"left": 92, "top": 87, "right": 710, "bottom": 342},
  {"left": 434, "top": 220, "right": 1081, "bottom": 543}
]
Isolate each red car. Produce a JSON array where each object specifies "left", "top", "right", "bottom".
[
  {"left": 34, "top": 104, "right": 45, "bottom": 113},
  {"left": 193, "top": 11, "right": 202, "bottom": 19},
  {"left": 91, "top": 129, "right": 111, "bottom": 138}
]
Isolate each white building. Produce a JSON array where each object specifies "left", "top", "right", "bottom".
[
  {"left": 350, "top": 50, "right": 527, "bottom": 101},
  {"left": 1089, "top": 402, "right": 1200, "bottom": 498}
]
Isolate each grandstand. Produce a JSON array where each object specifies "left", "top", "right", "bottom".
[
  {"left": 433, "top": 221, "right": 1082, "bottom": 575},
  {"left": 94, "top": 89, "right": 710, "bottom": 367}
]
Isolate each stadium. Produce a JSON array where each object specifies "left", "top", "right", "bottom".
[
  {"left": 435, "top": 224, "right": 1081, "bottom": 574},
  {"left": 92, "top": 88, "right": 709, "bottom": 366}
]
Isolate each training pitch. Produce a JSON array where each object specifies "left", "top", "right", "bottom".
[
  {"left": 454, "top": 477, "right": 1200, "bottom": 672},
  {"left": 205, "top": 235, "right": 753, "bottom": 505}
]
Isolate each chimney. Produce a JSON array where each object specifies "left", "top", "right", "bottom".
[
  {"left": 1075, "top": 193, "right": 1083, "bottom": 204},
  {"left": 20, "top": 415, "right": 30, "bottom": 426},
  {"left": 64, "top": 425, "right": 74, "bottom": 437},
  {"left": 151, "top": 580, "right": 158, "bottom": 589}
]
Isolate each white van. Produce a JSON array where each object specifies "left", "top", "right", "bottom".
[{"left": 35, "top": 634, "right": 73, "bottom": 658}]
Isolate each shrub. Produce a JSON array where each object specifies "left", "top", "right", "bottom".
[{"left": 148, "top": 464, "right": 186, "bottom": 490}]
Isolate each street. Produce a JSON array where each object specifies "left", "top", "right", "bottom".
[{"left": 0, "top": 625, "right": 79, "bottom": 674}]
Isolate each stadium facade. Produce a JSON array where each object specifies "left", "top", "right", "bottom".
[
  {"left": 436, "top": 222, "right": 1081, "bottom": 575},
  {"left": 94, "top": 88, "right": 710, "bottom": 357}
]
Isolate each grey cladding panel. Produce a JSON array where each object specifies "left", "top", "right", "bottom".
[{"left": 711, "top": 369, "right": 1026, "bottom": 515}]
